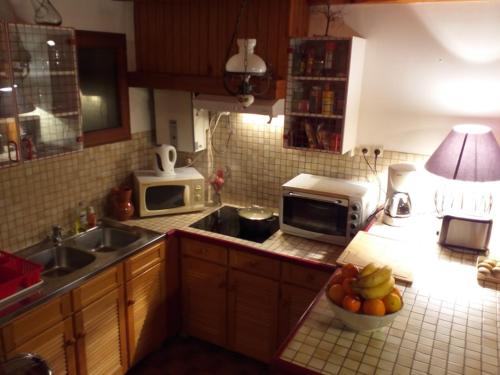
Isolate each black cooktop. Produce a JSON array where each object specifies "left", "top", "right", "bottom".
[{"left": 190, "top": 206, "right": 280, "bottom": 243}]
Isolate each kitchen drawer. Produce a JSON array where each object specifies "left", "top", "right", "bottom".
[
  {"left": 182, "top": 238, "right": 227, "bottom": 265},
  {"left": 229, "top": 250, "right": 280, "bottom": 280},
  {"left": 124, "top": 240, "right": 165, "bottom": 281},
  {"left": 1, "top": 294, "right": 72, "bottom": 353},
  {"left": 71, "top": 264, "right": 123, "bottom": 311},
  {"left": 282, "top": 263, "right": 331, "bottom": 291}
]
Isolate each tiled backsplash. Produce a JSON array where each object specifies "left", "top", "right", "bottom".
[
  {"left": 0, "top": 131, "right": 155, "bottom": 251},
  {"left": 185, "top": 113, "right": 429, "bottom": 210},
  {"left": 1, "top": 113, "right": 434, "bottom": 252}
]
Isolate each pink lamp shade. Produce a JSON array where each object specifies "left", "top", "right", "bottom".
[{"left": 425, "top": 124, "right": 500, "bottom": 182}]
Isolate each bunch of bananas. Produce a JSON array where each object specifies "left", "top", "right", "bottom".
[{"left": 352, "top": 263, "right": 395, "bottom": 300}]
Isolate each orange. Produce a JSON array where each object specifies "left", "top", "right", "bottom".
[
  {"left": 330, "top": 268, "right": 344, "bottom": 284},
  {"left": 341, "top": 263, "right": 359, "bottom": 279},
  {"left": 342, "top": 277, "right": 357, "bottom": 295},
  {"left": 383, "top": 292, "right": 402, "bottom": 313},
  {"left": 392, "top": 287, "right": 402, "bottom": 297},
  {"left": 327, "top": 283, "right": 345, "bottom": 306},
  {"left": 342, "top": 295, "right": 361, "bottom": 313},
  {"left": 362, "top": 299, "right": 386, "bottom": 316}
]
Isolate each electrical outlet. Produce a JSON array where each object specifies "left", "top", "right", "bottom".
[{"left": 357, "top": 145, "right": 384, "bottom": 157}]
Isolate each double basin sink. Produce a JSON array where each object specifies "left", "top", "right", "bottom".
[{"left": 19, "top": 221, "right": 163, "bottom": 282}]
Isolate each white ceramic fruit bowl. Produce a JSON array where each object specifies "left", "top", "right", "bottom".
[{"left": 326, "top": 296, "right": 403, "bottom": 332}]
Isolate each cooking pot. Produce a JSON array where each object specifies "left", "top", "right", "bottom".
[{"left": 238, "top": 205, "right": 276, "bottom": 235}]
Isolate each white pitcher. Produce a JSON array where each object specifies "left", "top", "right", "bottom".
[{"left": 153, "top": 144, "right": 177, "bottom": 176}]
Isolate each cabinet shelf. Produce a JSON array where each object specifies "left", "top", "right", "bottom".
[
  {"left": 16, "top": 70, "right": 76, "bottom": 78},
  {"left": 18, "top": 110, "right": 79, "bottom": 121},
  {"left": 286, "top": 111, "right": 343, "bottom": 120},
  {"left": 290, "top": 75, "right": 347, "bottom": 82}
]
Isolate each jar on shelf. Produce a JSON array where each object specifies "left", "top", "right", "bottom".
[
  {"left": 324, "top": 41, "right": 336, "bottom": 75},
  {"left": 309, "top": 86, "right": 322, "bottom": 114},
  {"left": 292, "top": 82, "right": 304, "bottom": 112},
  {"left": 305, "top": 47, "right": 315, "bottom": 76},
  {"left": 292, "top": 46, "right": 306, "bottom": 76},
  {"left": 322, "top": 83, "right": 334, "bottom": 115}
]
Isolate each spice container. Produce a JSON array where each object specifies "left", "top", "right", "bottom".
[
  {"left": 324, "top": 42, "right": 336, "bottom": 75},
  {"left": 305, "top": 47, "right": 315, "bottom": 76},
  {"left": 292, "top": 46, "right": 306, "bottom": 76},
  {"left": 322, "top": 84, "right": 334, "bottom": 115},
  {"left": 309, "top": 86, "right": 322, "bottom": 114},
  {"left": 292, "top": 83, "right": 305, "bottom": 112}
]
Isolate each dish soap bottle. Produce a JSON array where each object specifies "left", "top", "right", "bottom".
[{"left": 74, "top": 202, "right": 87, "bottom": 233}]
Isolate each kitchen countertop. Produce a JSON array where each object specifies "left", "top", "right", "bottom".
[
  {"left": 126, "top": 204, "right": 345, "bottom": 266},
  {"left": 272, "top": 216, "right": 500, "bottom": 375},
  {"left": 0, "top": 221, "right": 165, "bottom": 327}
]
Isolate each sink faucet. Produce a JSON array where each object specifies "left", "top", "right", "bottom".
[{"left": 51, "top": 225, "right": 63, "bottom": 246}]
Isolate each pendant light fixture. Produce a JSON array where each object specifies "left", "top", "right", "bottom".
[{"left": 223, "top": 0, "right": 271, "bottom": 108}]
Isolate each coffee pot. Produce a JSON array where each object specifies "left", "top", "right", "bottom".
[{"left": 383, "top": 163, "right": 416, "bottom": 226}]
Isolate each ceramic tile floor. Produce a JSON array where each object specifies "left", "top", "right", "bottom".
[{"left": 127, "top": 337, "right": 269, "bottom": 375}]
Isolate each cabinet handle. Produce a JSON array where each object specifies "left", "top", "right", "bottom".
[
  {"left": 65, "top": 338, "right": 76, "bottom": 347},
  {"left": 127, "top": 299, "right": 136, "bottom": 306},
  {"left": 76, "top": 331, "right": 86, "bottom": 339}
]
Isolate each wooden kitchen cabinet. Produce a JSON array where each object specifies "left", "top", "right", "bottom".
[
  {"left": 74, "top": 286, "right": 128, "bottom": 375},
  {"left": 181, "top": 256, "right": 228, "bottom": 347},
  {"left": 278, "top": 284, "right": 318, "bottom": 343},
  {"left": 126, "top": 262, "right": 166, "bottom": 366},
  {"left": 5, "top": 318, "right": 77, "bottom": 375},
  {"left": 130, "top": 0, "right": 309, "bottom": 99},
  {"left": 1, "top": 295, "right": 72, "bottom": 353},
  {"left": 228, "top": 269, "right": 279, "bottom": 362},
  {"left": 284, "top": 36, "right": 365, "bottom": 154},
  {"left": 0, "top": 21, "right": 82, "bottom": 168}
]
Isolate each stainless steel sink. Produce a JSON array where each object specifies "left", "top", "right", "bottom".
[
  {"left": 27, "top": 246, "right": 96, "bottom": 278},
  {"left": 71, "top": 227, "right": 140, "bottom": 252}
]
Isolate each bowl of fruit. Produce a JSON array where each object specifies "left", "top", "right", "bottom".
[{"left": 326, "top": 263, "right": 403, "bottom": 332}]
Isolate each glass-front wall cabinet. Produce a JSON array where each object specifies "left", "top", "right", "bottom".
[
  {"left": 0, "top": 21, "right": 82, "bottom": 168},
  {"left": 284, "top": 37, "right": 365, "bottom": 155}
]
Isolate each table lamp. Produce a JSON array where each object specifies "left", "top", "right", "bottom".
[{"left": 425, "top": 124, "right": 500, "bottom": 252}]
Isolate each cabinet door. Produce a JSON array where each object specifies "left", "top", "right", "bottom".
[
  {"left": 228, "top": 270, "right": 279, "bottom": 363},
  {"left": 74, "top": 287, "right": 128, "bottom": 375},
  {"left": 181, "top": 256, "right": 227, "bottom": 347},
  {"left": 278, "top": 284, "right": 318, "bottom": 343},
  {"left": 126, "top": 262, "right": 166, "bottom": 366},
  {"left": 6, "top": 317, "right": 77, "bottom": 375}
]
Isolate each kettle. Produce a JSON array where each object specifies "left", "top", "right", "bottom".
[
  {"left": 383, "top": 192, "right": 412, "bottom": 226},
  {"left": 153, "top": 144, "right": 177, "bottom": 176}
]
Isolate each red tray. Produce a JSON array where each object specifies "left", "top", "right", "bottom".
[{"left": 0, "top": 251, "right": 43, "bottom": 300}]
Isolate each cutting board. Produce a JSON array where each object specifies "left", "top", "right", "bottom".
[{"left": 337, "top": 231, "right": 414, "bottom": 283}]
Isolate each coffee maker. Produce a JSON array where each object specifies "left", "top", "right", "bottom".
[{"left": 383, "top": 163, "right": 416, "bottom": 226}]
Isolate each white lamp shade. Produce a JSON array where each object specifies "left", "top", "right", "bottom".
[{"left": 225, "top": 38, "right": 266, "bottom": 74}]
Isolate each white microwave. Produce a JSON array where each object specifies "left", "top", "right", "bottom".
[
  {"left": 133, "top": 167, "right": 205, "bottom": 217},
  {"left": 280, "top": 174, "right": 376, "bottom": 245}
]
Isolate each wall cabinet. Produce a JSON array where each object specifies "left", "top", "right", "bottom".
[
  {"left": 284, "top": 36, "right": 365, "bottom": 154},
  {"left": 130, "top": 0, "right": 309, "bottom": 99},
  {"left": 0, "top": 21, "right": 82, "bottom": 168}
]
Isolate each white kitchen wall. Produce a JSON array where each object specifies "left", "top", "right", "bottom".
[
  {"left": 309, "top": 1, "right": 500, "bottom": 155},
  {"left": 5, "top": 0, "right": 151, "bottom": 134}
]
